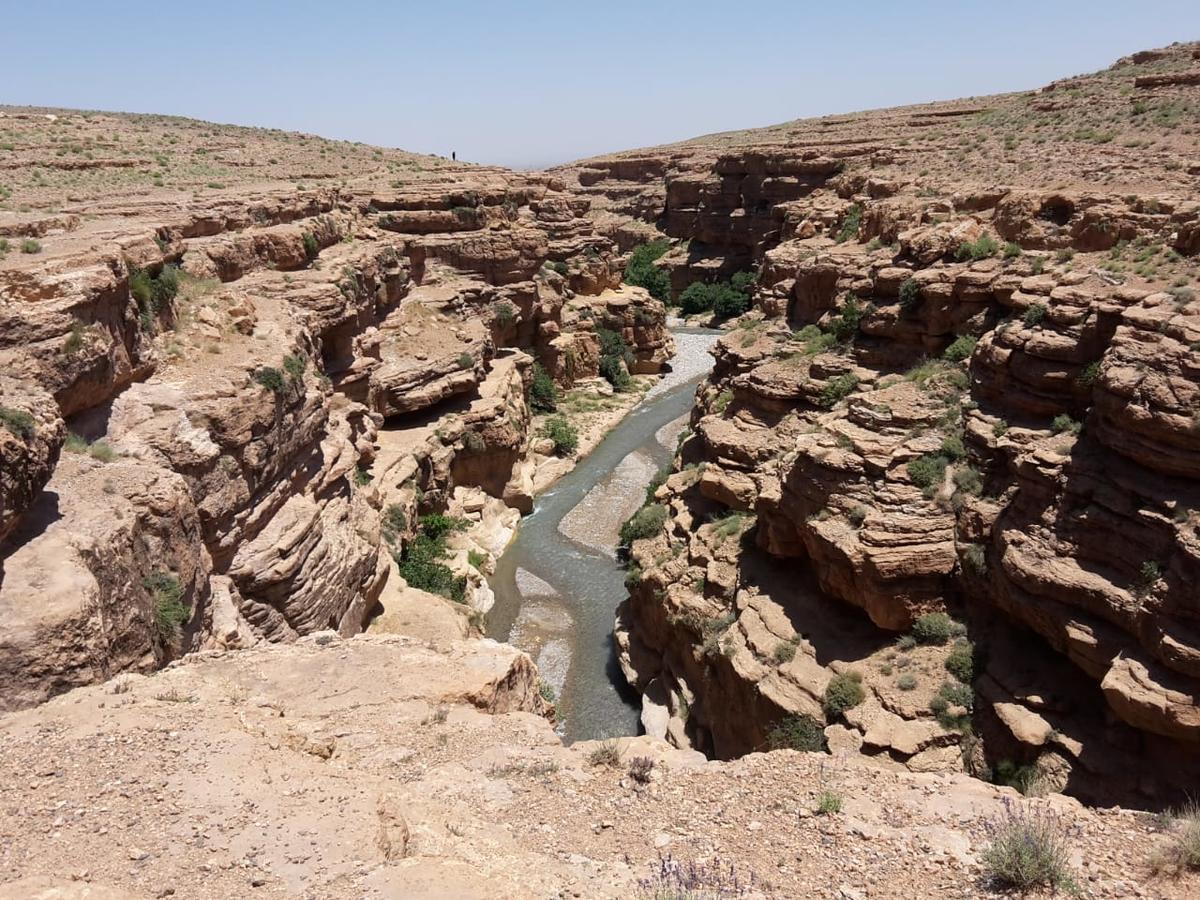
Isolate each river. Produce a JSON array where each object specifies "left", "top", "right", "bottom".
[{"left": 485, "top": 327, "right": 720, "bottom": 742}]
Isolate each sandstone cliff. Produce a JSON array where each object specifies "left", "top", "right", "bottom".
[{"left": 575, "top": 42, "right": 1200, "bottom": 806}]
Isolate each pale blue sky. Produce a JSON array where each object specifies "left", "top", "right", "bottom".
[{"left": 2, "top": 1, "right": 1197, "bottom": 168}]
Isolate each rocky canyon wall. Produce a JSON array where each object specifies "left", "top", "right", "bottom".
[
  {"left": 0, "top": 139, "right": 670, "bottom": 710},
  {"left": 559, "top": 42, "right": 1200, "bottom": 805}
]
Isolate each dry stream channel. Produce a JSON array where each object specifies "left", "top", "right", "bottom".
[{"left": 486, "top": 327, "right": 720, "bottom": 741}]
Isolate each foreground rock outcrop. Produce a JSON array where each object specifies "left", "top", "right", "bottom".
[{"left": 1, "top": 633, "right": 1194, "bottom": 899}]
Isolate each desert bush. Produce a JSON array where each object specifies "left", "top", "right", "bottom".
[
  {"left": 1076, "top": 360, "right": 1100, "bottom": 388},
  {"left": 623, "top": 240, "right": 671, "bottom": 303},
  {"left": 1134, "top": 560, "right": 1161, "bottom": 597},
  {"left": 963, "top": 543, "right": 988, "bottom": 576},
  {"left": 943, "top": 334, "right": 977, "bottom": 363},
  {"left": 898, "top": 277, "right": 921, "bottom": 310},
  {"left": 21, "top": 238, "right": 41, "bottom": 254},
  {"left": 772, "top": 640, "right": 798, "bottom": 664},
  {"left": 0, "top": 406, "right": 35, "bottom": 439},
  {"left": 912, "top": 612, "right": 955, "bottom": 645},
  {"left": 955, "top": 233, "right": 999, "bottom": 261},
  {"left": 494, "top": 301, "right": 515, "bottom": 324},
  {"left": 818, "top": 373, "right": 859, "bottom": 409},
  {"left": 302, "top": 231, "right": 319, "bottom": 259},
  {"left": 1003, "top": 242, "right": 1023, "bottom": 259},
  {"left": 636, "top": 854, "right": 756, "bottom": 899},
  {"left": 897, "top": 673, "right": 918, "bottom": 691},
  {"left": 529, "top": 362, "right": 558, "bottom": 412},
  {"left": 397, "top": 514, "right": 470, "bottom": 603},
  {"left": 597, "top": 327, "right": 633, "bottom": 391},
  {"left": 823, "top": 671, "right": 865, "bottom": 720},
  {"left": 815, "top": 791, "right": 843, "bottom": 815},
  {"left": 619, "top": 503, "right": 668, "bottom": 546},
  {"left": 457, "top": 352, "right": 475, "bottom": 370},
  {"left": 766, "top": 714, "right": 826, "bottom": 752},
  {"left": 835, "top": 203, "right": 862, "bottom": 243},
  {"left": 1023, "top": 303, "right": 1047, "bottom": 327},
  {"left": 953, "top": 465, "right": 983, "bottom": 497},
  {"left": 907, "top": 454, "right": 949, "bottom": 495},
  {"left": 587, "top": 741, "right": 623, "bottom": 768},
  {"left": 1051, "top": 414, "right": 1081, "bottom": 435},
  {"left": 381, "top": 504, "right": 406, "bottom": 545},
  {"left": 283, "top": 353, "right": 306, "bottom": 383},
  {"left": 1151, "top": 803, "right": 1200, "bottom": 875},
  {"left": 254, "top": 367, "right": 286, "bottom": 394},
  {"left": 982, "top": 803, "right": 1077, "bottom": 893},
  {"left": 679, "top": 281, "right": 717, "bottom": 315},
  {"left": 145, "top": 572, "right": 188, "bottom": 641},
  {"left": 541, "top": 415, "right": 579, "bottom": 457},
  {"left": 628, "top": 756, "right": 655, "bottom": 784},
  {"left": 945, "top": 640, "right": 976, "bottom": 683}
]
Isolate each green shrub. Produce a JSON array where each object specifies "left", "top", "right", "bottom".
[
  {"left": 712, "top": 285, "right": 750, "bottom": 320},
  {"left": 21, "top": 238, "right": 41, "bottom": 254},
  {"left": 955, "top": 233, "right": 999, "bottom": 261},
  {"left": 907, "top": 454, "right": 949, "bottom": 495},
  {"left": 830, "top": 295, "right": 864, "bottom": 343},
  {"left": 529, "top": 362, "right": 558, "bottom": 412},
  {"left": 773, "top": 640, "right": 798, "bottom": 664},
  {"left": 963, "top": 543, "right": 988, "bottom": 576},
  {"left": 679, "top": 282, "right": 716, "bottom": 315},
  {"left": 818, "top": 374, "right": 859, "bottom": 409},
  {"left": 457, "top": 352, "right": 475, "bottom": 370},
  {"left": 302, "top": 231, "right": 319, "bottom": 260},
  {"left": 897, "top": 673, "right": 918, "bottom": 691},
  {"left": 1151, "top": 803, "right": 1200, "bottom": 875},
  {"left": 397, "top": 514, "right": 470, "bottom": 603},
  {"left": 912, "top": 612, "right": 955, "bottom": 646},
  {"left": 945, "top": 640, "right": 976, "bottom": 683},
  {"left": 0, "top": 238, "right": 9, "bottom": 258},
  {"left": 381, "top": 504, "right": 406, "bottom": 545},
  {"left": 145, "top": 572, "right": 188, "bottom": 641},
  {"left": 835, "top": 204, "right": 862, "bottom": 243},
  {"left": 623, "top": 240, "right": 671, "bottom": 302},
  {"left": 1002, "top": 242, "right": 1023, "bottom": 259},
  {"left": 939, "top": 433, "right": 965, "bottom": 460},
  {"left": 766, "top": 714, "right": 827, "bottom": 752},
  {"left": 253, "top": 367, "right": 286, "bottom": 394},
  {"left": 0, "top": 406, "right": 36, "bottom": 439},
  {"left": 597, "top": 327, "right": 633, "bottom": 391},
  {"left": 822, "top": 671, "right": 865, "bottom": 720},
  {"left": 982, "top": 805, "right": 1077, "bottom": 893},
  {"left": 1134, "top": 560, "right": 1161, "bottom": 596},
  {"left": 953, "top": 465, "right": 983, "bottom": 497},
  {"left": 541, "top": 415, "right": 578, "bottom": 457},
  {"left": 283, "top": 354, "right": 306, "bottom": 383},
  {"left": 1023, "top": 303, "right": 1047, "bottom": 327},
  {"left": 942, "top": 335, "right": 977, "bottom": 363},
  {"left": 549, "top": 260, "right": 569, "bottom": 277},
  {"left": 898, "top": 278, "right": 921, "bottom": 311},
  {"left": 815, "top": 791, "right": 843, "bottom": 815},
  {"left": 619, "top": 503, "right": 668, "bottom": 546},
  {"left": 494, "top": 301, "right": 515, "bottom": 324},
  {"left": 1051, "top": 414, "right": 1081, "bottom": 435},
  {"left": 1076, "top": 360, "right": 1100, "bottom": 388}
]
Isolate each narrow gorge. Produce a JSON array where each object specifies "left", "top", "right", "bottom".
[{"left": 2, "top": 37, "right": 1200, "bottom": 900}]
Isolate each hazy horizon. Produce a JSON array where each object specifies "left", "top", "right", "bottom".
[{"left": 3, "top": 1, "right": 1198, "bottom": 169}]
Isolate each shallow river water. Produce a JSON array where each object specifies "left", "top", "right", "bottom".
[{"left": 486, "top": 328, "right": 720, "bottom": 741}]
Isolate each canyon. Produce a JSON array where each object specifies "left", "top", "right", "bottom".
[{"left": 2, "top": 39, "right": 1200, "bottom": 899}]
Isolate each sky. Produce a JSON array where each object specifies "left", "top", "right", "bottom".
[{"left": 2, "top": 1, "right": 1198, "bottom": 169}]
